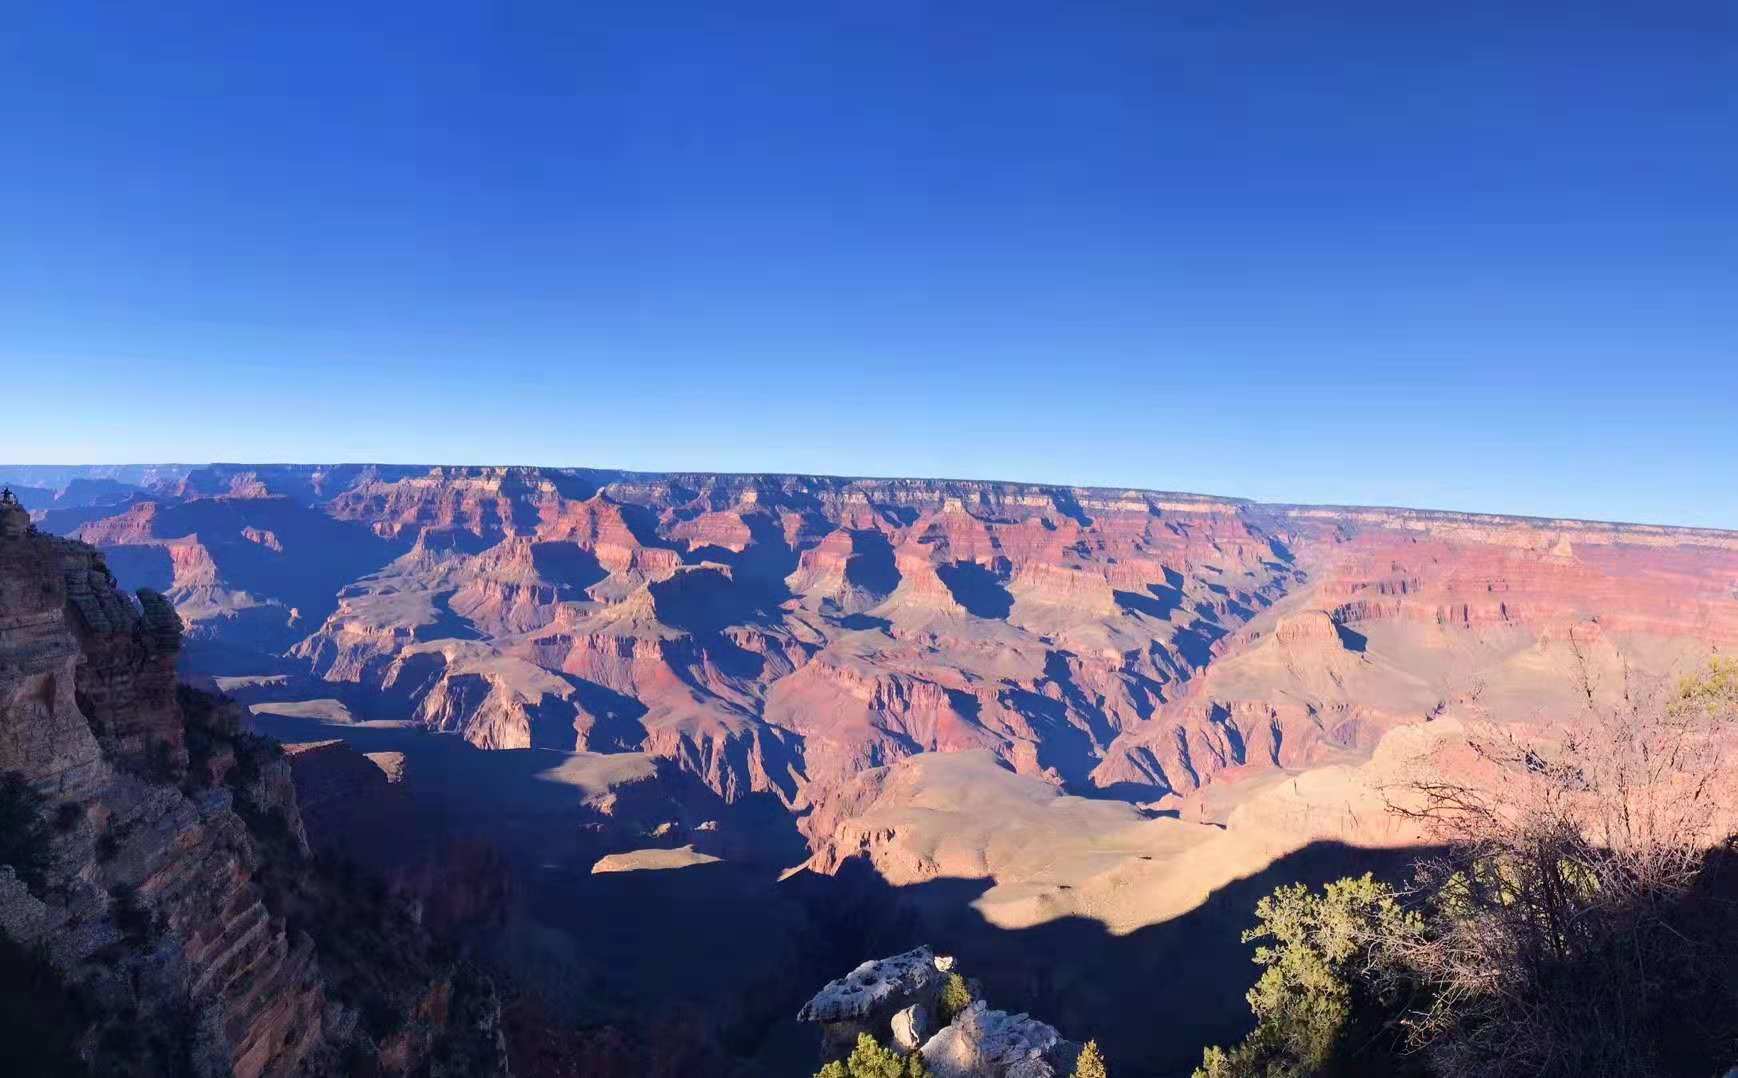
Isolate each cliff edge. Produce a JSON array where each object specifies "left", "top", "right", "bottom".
[{"left": 0, "top": 490, "right": 509, "bottom": 1077}]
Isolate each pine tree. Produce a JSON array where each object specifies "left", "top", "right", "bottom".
[
  {"left": 849, "top": 1032, "right": 904, "bottom": 1078},
  {"left": 1073, "top": 1039, "right": 1108, "bottom": 1078},
  {"left": 937, "top": 972, "right": 972, "bottom": 1024},
  {"left": 813, "top": 1029, "right": 924, "bottom": 1078},
  {"left": 815, "top": 1033, "right": 927, "bottom": 1078}
]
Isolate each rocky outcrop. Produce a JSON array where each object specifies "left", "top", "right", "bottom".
[
  {"left": 799, "top": 946, "right": 951, "bottom": 1057},
  {"left": 786, "top": 528, "right": 901, "bottom": 613},
  {"left": 0, "top": 513, "right": 510, "bottom": 1077},
  {"left": 800, "top": 945, "right": 948, "bottom": 1015},
  {"left": 921, "top": 1001, "right": 1079, "bottom": 1078},
  {"left": 1, "top": 488, "right": 31, "bottom": 539},
  {"left": 800, "top": 947, "right": 1083, "bottom": 1078}
]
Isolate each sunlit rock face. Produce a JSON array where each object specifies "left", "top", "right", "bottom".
[
  {"left": 921, "top": 1001, "right": 1078, "bottom": 1078},
  {"left": 34, "top": 464, "right": 1738, "bottom": 842}
]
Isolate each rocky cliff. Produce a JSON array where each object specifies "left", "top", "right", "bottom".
[{"left": 0, "top": 492, "right": 509, "bottom": 1077}]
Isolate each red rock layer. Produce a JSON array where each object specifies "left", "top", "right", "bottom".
[{"left": 59, "top": 465, "right": 1738, "bottom": 836}]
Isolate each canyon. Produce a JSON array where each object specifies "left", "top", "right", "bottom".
[{"left": 5, "top": 463, "right": 1737, "bottom": 1076}]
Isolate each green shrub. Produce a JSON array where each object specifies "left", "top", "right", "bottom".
[
  {"left": 937, "top": 971, "right": 972, "bottom": 1025},
  {"left": 815, "top": 1032, "right": 930, "bottom": 1078},
  {"left": 1194, "top": 874, "right": 1420, "bottom": 1078}
]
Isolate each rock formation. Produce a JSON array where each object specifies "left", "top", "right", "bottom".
[
  {"left": 0, "top": 506, "right": 509, "bottom": 1076},
  {"left": 798, "top": 945, "right": 952, "bottom": 1055},
  {"left": 891, "top": 1002, "right": 931, "bottom": 1052},
  {"left": 800, "top": 947, "right": 1083, "bottom": 1078},
  {"left": 921, "top": 1001, "right": 1078, "bottom": 1078}
]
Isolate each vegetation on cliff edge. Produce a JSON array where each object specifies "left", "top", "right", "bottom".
[
  {"left": 1198, "top": 660, "right": 1738, "bottom": 1078},
  {"left": 816, "top": 1032, "right": 931, "bottom": 1078}
]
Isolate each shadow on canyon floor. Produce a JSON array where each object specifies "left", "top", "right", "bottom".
[
  {"left": 247, "top": 711, "right": 799, "bottom": 861},
  {"left": 510, "top": 840, "right": 1428, "bottom": 1076},
  {"left": 936, "top": 560, "right": 1015, "bottom": 619},
  {"left": 248, "top": 709, "right": 1425, "bottom": 1077},
  {"left": 777, "top": 841, "right": 1428, "bottom": 1078}
]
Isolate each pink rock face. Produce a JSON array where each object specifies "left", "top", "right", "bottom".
[{"left": 63, "top": 464, "right": 1738, "bottom": 843}]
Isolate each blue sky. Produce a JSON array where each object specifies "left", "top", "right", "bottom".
[{"left": 1, "top": 2, "right": 1734, "bottom": 527}]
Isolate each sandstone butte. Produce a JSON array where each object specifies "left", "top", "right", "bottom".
[{"left": 6, "top": 464, "right": 1738, "bottom": 1074}]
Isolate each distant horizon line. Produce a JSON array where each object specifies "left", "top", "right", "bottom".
[{"left": 0, "top": 460, "right": 1733, "bottom": 538}]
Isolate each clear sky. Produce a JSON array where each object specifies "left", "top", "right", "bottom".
[{"left": 2, "top": 2, "right": 1734, "bottom": 527}]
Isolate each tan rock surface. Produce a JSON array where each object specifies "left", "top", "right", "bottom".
[{"left": 589, "top": 844, "right": 722, "bottom": 873}]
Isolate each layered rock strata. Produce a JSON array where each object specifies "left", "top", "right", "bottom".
[
  {"left": 21, "top": 463, "right": 1738, "bottom": 860},
  {"left": 0, "top": 499, "right": 509, "bottom": 1077}
]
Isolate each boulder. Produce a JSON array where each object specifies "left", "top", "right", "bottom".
[
  {"left": 891, "top": 1003, "right": 930, "bottom": 1052},
  {"left": 920, "top": 1001, "right": 1079, "bottom": 1078}
]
